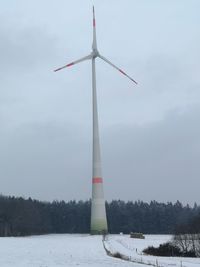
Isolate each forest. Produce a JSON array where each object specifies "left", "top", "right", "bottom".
[{"left": 0, "top": 195, "right": 199, "bottom": 236}]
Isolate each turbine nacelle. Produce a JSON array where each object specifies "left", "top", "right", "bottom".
[
  {"left": 91, "top": 50, "right": 100, "bottom": 58},
  {"left": 54, "top": 5, "right": 137, "bottom": 86}
]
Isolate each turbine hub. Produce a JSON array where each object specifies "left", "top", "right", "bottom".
[{"left": 91, "top": 49, "right": 99, "bottom": 58}]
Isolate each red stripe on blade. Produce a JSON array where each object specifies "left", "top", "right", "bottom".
[
  {"left": 92, "top": 177, "right": 103, "bottom": 184},
  {"left": 66, "top": 63, "right": 74, "bottom": 67},
  {"left": 93, "top": 19, "right": 96, "bottom": 27},
  {"left": 119, "top": 69, "right": 126, "bottom": 75}
]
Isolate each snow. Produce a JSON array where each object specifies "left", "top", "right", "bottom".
[
  {"left": 0, "top": 234, "right": 199, "bottom": 267},
  {"left": 0, "top": 234, "right": 140, "bottom": 267},
  {"left": 104, "top": 234, "right": 200, "bottom": 267}
]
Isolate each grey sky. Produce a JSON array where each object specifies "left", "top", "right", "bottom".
[{"left": 0, "top": 0, "right": 200, "bottom": 204}]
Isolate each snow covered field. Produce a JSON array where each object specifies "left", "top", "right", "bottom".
[
  {"left": 104, "top": 234, "right": 200, "bottom": 267},
  {"left": 0, "top": 234, "right": 199, "bottom": 267},
  {"left": 0, "top": 234, "right": 142, "bottom": 267}
]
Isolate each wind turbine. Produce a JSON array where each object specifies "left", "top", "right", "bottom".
[{"left": 54, "top": 7, "right": 137, "bottom": 234}]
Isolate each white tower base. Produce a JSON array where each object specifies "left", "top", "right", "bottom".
[{"left": 91, "top": 179, "right": 108, "bottom": 234}]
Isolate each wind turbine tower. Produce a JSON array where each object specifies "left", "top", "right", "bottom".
[{"left": 54, "top": 7, "right": 137, "bottom": 234}]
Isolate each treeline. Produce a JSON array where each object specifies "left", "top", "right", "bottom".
[
  {"left": 107, "top": 200, "right": 199, "bottom": 234},
  {"left": 0, "top": 195, "right": 199, "bottom": 236}
]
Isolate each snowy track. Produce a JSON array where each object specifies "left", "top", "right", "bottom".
[{"left": 0, "top": 234, "right": 141, "bottom": 267}]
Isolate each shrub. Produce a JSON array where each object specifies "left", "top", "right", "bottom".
[
  {"left": 113, "top": 252, "right": 123, "bottom": 259},
  {"left": 143, "top": 242, "right": 183, "bottom": 257}
]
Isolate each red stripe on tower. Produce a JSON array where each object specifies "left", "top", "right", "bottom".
[{"left": 92, "top": 177, "right": 103, "bottom": 184}]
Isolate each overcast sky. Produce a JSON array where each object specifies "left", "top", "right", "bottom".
[{"left": 0, "top": 0, "right": 200, "bottom": 204}]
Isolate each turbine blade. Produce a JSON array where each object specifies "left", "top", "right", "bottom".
[
  {"left": 99, "top": 55, "right": 137, "bottom": 84},
  {"left": 92, "top": 6, "right": 97, "bottom": 50},
  {"left": 54, "top": 54, "right": 92, "bottom": 72}
]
